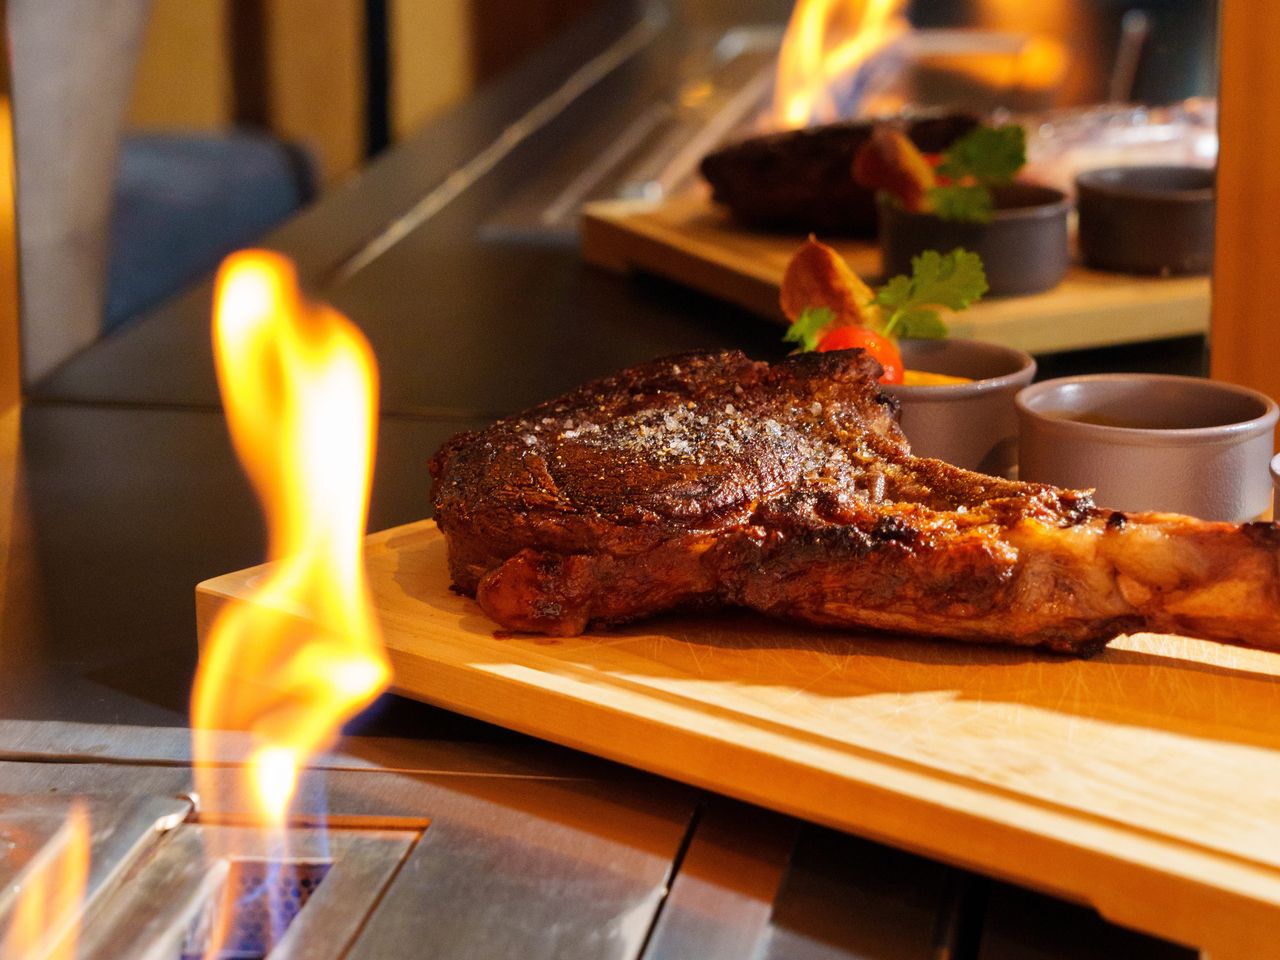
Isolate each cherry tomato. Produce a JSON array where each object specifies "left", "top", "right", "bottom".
[
  {"left": 923, "top": 154, "right": 959, "bottom": 186},
  {"left": 817, "top": 326, "right": 904, "bottom": 384}
]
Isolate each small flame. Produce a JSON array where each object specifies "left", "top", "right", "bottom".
[
  {"left": 772, "top": 0, "right": 910, "bottom": 128},
  {"left": 193, "top": 250, "right": 390, "bottom": 826},
  {"left": 0, "top": 803, "right": 90, "bottom": 960}
]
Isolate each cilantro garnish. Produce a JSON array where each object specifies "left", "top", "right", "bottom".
[
  {"left": 783, "top": 248, "right": 987, "bottom": 350},
  {"left": 936, "top": 124, "right": 1026, "bottom": 184},
  {"left": 929, "top": 125, "right": 1026, "bottom": 224},
  {"left": 783, "top": 306, "right": 836, "bottom": 353},
  {"left": 927, "top": 184, "right": 994, "bottom": 224},
  {"left": 872, "top": 249, "right": 988, "bottom": 339}
]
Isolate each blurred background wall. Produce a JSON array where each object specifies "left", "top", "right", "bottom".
[
  {"left": 123, "top": 0, "right": 1215, "bottom": 186},
  {"left": 128, "top": 0, "right": 232, "bottom": 130},
  {"left": 125, "top": 0, "right": 598, "bottom": 183}
]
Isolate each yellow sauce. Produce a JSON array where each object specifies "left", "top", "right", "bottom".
[{"left": 901, "top": 369, "right": 973, "bottom": 386}]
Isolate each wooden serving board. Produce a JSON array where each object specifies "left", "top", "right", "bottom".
[
  {"left": 197, "top": 520, "right": 1280, "bottom": 959},
  {"left": 581, "top": 195, "right": 1212, "bottom": 355}
]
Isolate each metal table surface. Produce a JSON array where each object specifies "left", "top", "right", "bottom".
[{"left": 10, "top": 0, "right": 1204, "bottom": 956}]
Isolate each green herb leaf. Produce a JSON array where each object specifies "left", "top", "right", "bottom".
[
  {"left": 872, "top": 274, "right": 914, "bottom": 312},
  {"left": 893, "top": 307, "right": 948, "bottom": 339},
  {"left": 936, "top": 124, "right": 1026, "bottom": 184},
  {"left": 872, "top": 249, "right": 988, "bottom": 339},
  {"left": 903, "top": 249, "right": 989, "bottom": 310},
  {"left": 783, "top": 305, "right": 835, "bottom": 353},
  {"left": 928, "top": 184, "right": 994, "bottom": 224}
]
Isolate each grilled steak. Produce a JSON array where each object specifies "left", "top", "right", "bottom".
[
  {"left": 699, "top": 113, "right": 978, "bottom": 235},
  {"left": 430, "top": 350, "right": 1280, "bottom": 654}
]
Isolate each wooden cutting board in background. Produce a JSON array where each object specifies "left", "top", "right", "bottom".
[
  {"left": 581, "top": 195, "right": 1212, "bottom": 355},
  {"left": 197, "top": 520, "right": 1280, "bottom": 960}
]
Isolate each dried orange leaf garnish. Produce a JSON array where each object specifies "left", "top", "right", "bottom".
[
  {"left": 779, "top": 236, "right": 878, "bottom": 327},
  {"left": 852, "top": 128, "right": 937, "bottom": 214}
]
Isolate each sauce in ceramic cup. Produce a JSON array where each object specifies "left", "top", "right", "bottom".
[
  {"left": 1017, "top": 374, "right": 1277, "bottom": 521},
  {"left": 884, "top": 339, "right": 1036, "bottom": 476}
]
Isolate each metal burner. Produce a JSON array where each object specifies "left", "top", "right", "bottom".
[
  {"left": 79, "top": 822, "right": 416, "bottom": 960},
  {"left": 0, "top": 792, "right": 418, "bottom": 960},
  {"left": 180, "top": 858, "right": 333, "bottom": 960},
  {"left": 0, "top": 724, "right": 694, "bottom": 960}
]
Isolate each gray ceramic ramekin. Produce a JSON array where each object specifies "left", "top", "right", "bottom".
[
  {"left": 877, "top": 183, "right": 1070, "bottom": 296},
  {"left": 1076, "top": 165, "right": 1215, "bottom": 275},
  {"left": 883, "top": 338, "right": 1036, "bottom": 476},
  {"left": 1271, "top": 453, "right": 1280, "bottom": 518},
  {"left": 1016, "top": 374, "right": 1278, "bottom": 521}
]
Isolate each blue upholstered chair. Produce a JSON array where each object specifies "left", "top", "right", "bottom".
[
  {"left": 9, "top": 0, "right": 321, "bottom": 380},
  {"left": 104, "top": 133, "right": 316, "bottom": 332}
]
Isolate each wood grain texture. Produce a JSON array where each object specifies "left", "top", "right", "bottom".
[
  {"left": 197, "top": 519, "right": 1280, "bottom": 959},
  {"left": 1211, "top": 0, "right": 1280, "bottom": 403},
  {"left": 581, "top": 195, "right": 1211, "bottom": 356}
]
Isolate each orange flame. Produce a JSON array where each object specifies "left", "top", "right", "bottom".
[
  {"left": 193, "top": 250, "right": 390, "bottom": 825},
  {"left": 0, "top": 803, "right": 90, "bottom": 960},
  {"left": 772, "top": 0, "right": 909, "bottom": 128}
]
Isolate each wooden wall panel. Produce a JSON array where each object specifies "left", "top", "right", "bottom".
[
  {"left": 0, "top": 88, "right": 18, "bottom": 411},
  {"left": 390, "top": 0, "right": 474, "bottom": 140},
  {"left": 129, "top": 0, "right": 364, "bottom": 178},
  {"left": 125, "top": 0, "right": 605, "bottom": 174},
  {"left": 262, "top": 0, "right": 366, "bottom": 182},
  {"left": 0, "top": 0, "right": 34, "bottom": 654},
  {"left": 128, "top": 0, "right": 233, "bottom": 130},
  {"left": 1211, "top": 0, "right": 1280, "bottom": 399}
]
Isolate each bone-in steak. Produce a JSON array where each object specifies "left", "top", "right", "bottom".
[{"left": 430, "top": 350, "right": 1280, "bottom": 654}]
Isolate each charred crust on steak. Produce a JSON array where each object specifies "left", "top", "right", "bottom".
[
  {"left": 1244, "top": 521, "right": 1280, "bottom": 546},
  {"left": 871, "top": 515, "right": 920, "bottom": 545}
]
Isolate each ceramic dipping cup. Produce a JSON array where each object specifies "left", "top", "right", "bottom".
[
  {"left": 883, "top": 338, "right": 1036, "bottom": 476},
  {"left": 1076, "top": 165, "right": 1215, "bottom": 275},
  {"left": 1271, "top": 453, "right": 1280, "bottom": 518},
  {"left": 877, "top": 183, "right": 1070, "bottom": 296},
  {"left": 1016, "top": 374, "right": 1278, "bottom": 521}
]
